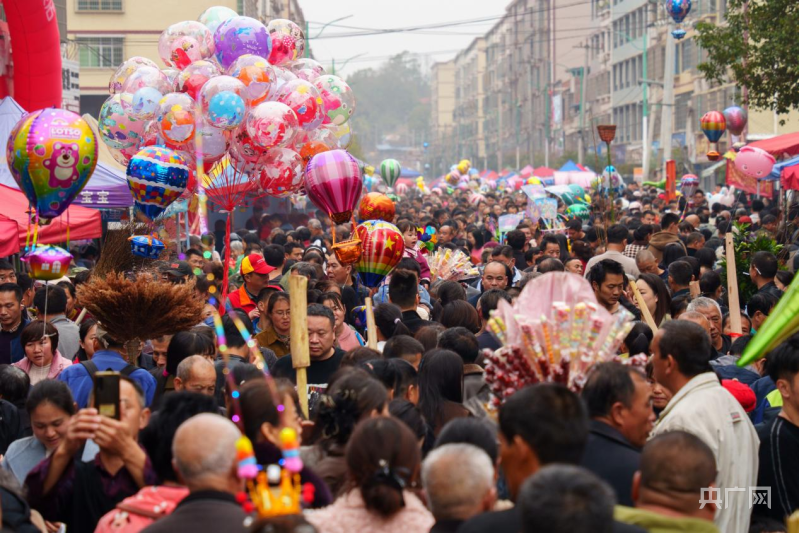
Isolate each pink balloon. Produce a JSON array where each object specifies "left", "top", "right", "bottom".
[
  {"left": 734, "top": 146, "right": 776, "bottom": 179},
  {"left": 304, "top": 149, "right": 362, "bottom": 223}
]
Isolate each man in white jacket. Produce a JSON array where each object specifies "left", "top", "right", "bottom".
[{"left": 650, "top": 320, "right": 759, "bottom": 533}]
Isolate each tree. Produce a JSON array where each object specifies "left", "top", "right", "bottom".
[{"left": 695, "top": 0, "right": 799, "bottom": 117}]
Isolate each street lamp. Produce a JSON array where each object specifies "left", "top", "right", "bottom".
[
  {"left": 329, "top": 52, "right": 366, "bottom": 76},
  {"left": 305, "top": 15, "right": 354, "bottom": 58}
]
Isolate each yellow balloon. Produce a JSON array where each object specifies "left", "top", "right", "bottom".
[{"left": 364, "top": 165, "right": 375, "bottom": 176}]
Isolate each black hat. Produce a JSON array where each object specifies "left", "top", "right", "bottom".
[{"left": 164, "top": 260, "right": 192, "bottom": 278}]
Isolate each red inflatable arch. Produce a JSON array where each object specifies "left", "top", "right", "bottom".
[{"left": 0, "top": 0, "right": 63, "bottom": 110}]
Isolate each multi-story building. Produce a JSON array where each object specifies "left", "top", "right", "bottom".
[
  {"left": 453, "top": 38, "right": 486, "bottom": 169},
  {"left": 429, "top": 60, "right": 456, "bottom": 177},
  {"left": 67, "top": 0, "right": 307, "bottom": 116}
]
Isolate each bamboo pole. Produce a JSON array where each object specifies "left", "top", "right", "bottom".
[
  {"left": 630, "top": 280, "right": 658, "bottom": 333},
  {"left": 365, "top": 298, "right": 377, "bottom": 350},
  {"left": 725, "top": 233, "right": 743, "bottom": 336},
  {"left": 289, "top": 275, "right": 310, "bottom": 418}
]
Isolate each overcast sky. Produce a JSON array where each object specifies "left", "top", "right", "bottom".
[{"left": 300, "top": 0, "right": 505, "bottom": 77}]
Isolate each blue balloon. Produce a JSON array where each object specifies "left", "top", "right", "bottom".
[
  {"left": 666, "top": 0, "right": 691, "bottom": 24},
  {"left": 130, "top": 87, "right": 163, "bottom": 119},
  {"left": 207, "top": 90, "right": 245, "bottom": 128}
]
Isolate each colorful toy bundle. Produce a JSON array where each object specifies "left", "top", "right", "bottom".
[
  {"left": 428, "top": 248, "right": 479, "bottom": 282},
  {"left": 483, "top": 273, "right": 644, "bottom": 406}
]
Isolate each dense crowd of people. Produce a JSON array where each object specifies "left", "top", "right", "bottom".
[{"left": 0, "top": 181, "right": 798, "bottom": 533}]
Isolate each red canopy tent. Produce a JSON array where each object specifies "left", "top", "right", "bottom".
[
  {"left": 748, "top": 133, "right": 799, "bottom": 158},
  {"left": 0, "top": 218, "right": 20, "bottom": 256},
  {"left": 532, "top": 166, "right": 556, "bottom": 178},
  {"left": 0, "top": 184, "right": 102, "bottom": 251}
]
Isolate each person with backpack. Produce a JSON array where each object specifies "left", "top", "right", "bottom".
[{"left": 58, "top": 325, "right": 156, "bottom": 408}]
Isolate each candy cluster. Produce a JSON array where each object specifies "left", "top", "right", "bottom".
[{"left": 428, "top": 248, "right": 480, "bottom": 282}]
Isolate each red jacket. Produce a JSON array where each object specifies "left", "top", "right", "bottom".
[{"left": 226, "top": 286, "right": 256, "bottom": 315}]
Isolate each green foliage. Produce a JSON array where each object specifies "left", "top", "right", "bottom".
[
  {"left": 695, "top": 0, "right": 799, "bottom": 118},
  {"left": 345, "top": 52, "right": 430, "bottom": 156},
  {"left": 719, "top": 223, "right": 783, "bottom": 303}
]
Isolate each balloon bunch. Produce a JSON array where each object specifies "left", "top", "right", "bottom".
[{"left": 97, "top": 8, "right": 356, "bottom": 221}]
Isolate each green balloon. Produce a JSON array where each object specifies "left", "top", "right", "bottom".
[
  {"left": 567, "top": 203, "right": 590, "bottom": 221},
  {"left": 380, "top": 159, "right": 402, "bottom": 188},
  {"left": 567, "top": 184, "right": 585, "bottom": 197},
  {"left": 560, "top": 192, "right": 577, "bottom": 206}
]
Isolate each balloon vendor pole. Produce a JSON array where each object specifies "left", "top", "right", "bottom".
[
  {"left": 193, "top": 106, "right": 209, "bottom": 236},
  {"left": 365, "top": 298, "right": 378, "bottom": 350},
  {"left": 288, "top": 274, "right": 310, "bottom": 419},
  {"left": 220, "top": 213, "right": 232, "bottom": 309},
  {"left": 725, "top": 233, "right": 743, "bottom": 337}
]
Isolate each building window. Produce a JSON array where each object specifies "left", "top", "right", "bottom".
[
  {"left": 76, "top": 0, "right": 123, "bottom": 11},
  {"left": 77, "top": 37, "right": 123, "bottom": 68}
]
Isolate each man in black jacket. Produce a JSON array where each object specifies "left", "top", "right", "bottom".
[
  {"left": 581, "top": 363, "right": 655, "bottom": 506},
  {"left": 457, "top": 384, "right": 646, "bottom": 533},
  {"left": 141, "top": 413, "right": 248, "bottom": 533}
]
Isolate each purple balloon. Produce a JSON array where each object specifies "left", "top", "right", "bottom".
[
  {"left": 214, "top": 16, "right": 272, "bottom": 70},
  {"left": 723, "top": 106, "right": 748, "bottom": 136}
]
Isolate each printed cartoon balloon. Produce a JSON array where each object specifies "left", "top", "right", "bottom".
[
  {"left": 175, "top": 60, "right": 220, "bottom": 101},
  {"left": 245, "top": 101, "right": 299, "bottom": 149},
  {"left": 158, "top": 92, "right": 197, "bottom": 147},
  {"left": 291, "top": 58, "right": 325, "bottom": 82},
  {"left": 228, "top": 124, "right": 267, "bottom": 174},
  {"left": 126, "top": 146, "right": 189, "bottom": 221},
  {"left": 126, "top": 87, "right": 163, "bottom": 120},
  {"left": 313, "top": 75, "right": 355, "bottom": 126},
  {"left": 355, "top": 220, "right": 405, "bottom": 288},
  {"left": 267, "top": 19, "right": 305, "bottom": 66},
  {"left": 723, "top": 106, "right": 747, "bottom": 136},
  {"left": 277, "top": 79, "right": 324, "bottom": 131},
  {"left": 7, "top": 109, "right": 98, "bottom": 220},
  {"left": 214, "top": 16, "right": 271, "bottom": 70},
  {"left": 359, "top": 192, "right": 396, "bottom": 223},
  {"left": 198, "top": 5, "right": 238, "bottom": 34},
  {"left": 158, "top": 21, "right": 214, "bottom": 69},
  {"left": 305, "top": 149, "right": 363, "bottom": 223},
  {"left": 199, "top": 76, "right": 247, "bottom": 130},
  {"left": 734, "top": 146, "right": 776, "bottom": 179},
  {"left": 23, "top": 246, "right": 73, "bottom": 281},
  {"left": 121, "top": 65, "right": 173, "bottom": 97},
  {"left": 98, "top": 94, "right": 146, "bottom": 151},
  {"left": 227, "top": 54, "right": 276, "bottom": 105},
  {"left": 109, "top": 56, "right": 159, "bottom": 94},
  {"left": 258, "top": 147, "right": 304, "bottom": 197}
]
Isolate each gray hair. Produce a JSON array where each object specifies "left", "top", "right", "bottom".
[
  {"left": 308, "top": 218, "right": 322, "bottom": 230},
  {"left": 172, "top": 414, "right": 240, "bottom": 484},
  {"left": 422, "top": 443, "right": 494, "bottom": 521},
  {"left": 230, "top": 241, "right": 244, "bottom": 254},
  {"left": 635, "top": 249, "right": 656, "bottom": 264},
  {"left": 176, "top": 355, "right": 214, "bottom": 382},
  {"left": 686, "top": 297, "right": 721, "bottom": 316}
]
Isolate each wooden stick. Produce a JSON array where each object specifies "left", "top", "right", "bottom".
[
  {"left": 365, "top": 298, "right": 377, "bottom": 350},
  {"left": 288, "top": 275, "right": 310, "bottom": 419},
  {"left": 74, "top": 308, "right": 88, "bottom": 326},
  {"left": 630, "top": 280, "right": 658, "bottom": 333},
  {"left": 725, "top": 233, "right": 743, "bottom": 336}
]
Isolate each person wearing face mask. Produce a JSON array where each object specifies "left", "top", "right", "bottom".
[
  {"left": 2, "top": 380, "right": 98, "bottom": 485},
  {"left": 319, "top": 292, "right": 364, "bottom": 352},
  {"left": 13, "top": 322, "right": 72, "bottom": 385}
]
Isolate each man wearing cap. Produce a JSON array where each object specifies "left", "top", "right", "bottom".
[
  {"left": 227, "top": 254, "right": 274, "bottom": 319},
  {"left": 162, "top": 261, "right": 193, "bottom": 284}
]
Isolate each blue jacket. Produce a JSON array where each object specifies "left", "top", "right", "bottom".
[{"left": 58, "top": 350, "right": 156, "bottom": 408}]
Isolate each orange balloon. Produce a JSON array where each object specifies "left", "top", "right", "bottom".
[
  {"left": 359, "top": 192, "right": 396, "bottom": 223},
  {"left": 299, "top": 141, "right": 331, "bottom": 165}
]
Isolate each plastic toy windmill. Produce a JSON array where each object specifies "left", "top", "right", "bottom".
[
  {"left": 700, "top": 111, "right": 726, "bottom": 162},
  {"left": 665, "top": 0, "right": 692, "bottom": 39}
]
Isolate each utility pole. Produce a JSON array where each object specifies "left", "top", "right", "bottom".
[
  {"left": 578, "top": 44, "right": 589, "bottom": 165},
  {"left": 641, "top": 1, "right": 651, "bottom": 180},
  {"left": 660, "top": 24, "right": 676, "bottom": 174},
  {"left": 498, "top": 91, "right": 503, "bottom": 170}
]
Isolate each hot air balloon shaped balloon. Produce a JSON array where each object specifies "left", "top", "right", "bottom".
[
  {"left": 23, "top": 245, "right": 73, "bottom": 281},
  {"left": 126, "top": 146, "right": 190, "bottom": 221},
  {"left": 7, "top": 109, "right": 98, "bottom": 221},
  {"left": 680, "top": 174, "right": 699, "bottom": 199},
  {"left": 723, "top": 106, "right": 748, "bottom": 137},
  {"left": 359, "top": 192, "right": 396, "bottom": 223},
  {"left": 305, "top": 150, "right": 363, "bottom": 224},
  {"left": 380, "top": 159, "right": 402, "bottom": 189},
  {"left": 666, "top": 0, "right": 692, "bottom": 39},
  {"left": 700, "top": 111, "right": 726, "bottom": 162},
  {"left": 355, "top": 220, "right": 405, "bottom": 288}
]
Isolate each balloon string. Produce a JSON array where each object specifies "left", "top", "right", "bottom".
[
  {"left": 32, "top": 211, "right": 40, "bottom": 249},
  {"left": 24, "top": 205, "right": 31, "bottom": 253},
  {"left": 220, "top": 213, "right": 232, "bottom": 311},
  {"left": 66, "top": 210, "right": 70, "bottom": 249}
]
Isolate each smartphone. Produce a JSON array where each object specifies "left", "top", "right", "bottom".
[{"left": 94, "top": 372, "right": 121, "bottom": 420}]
